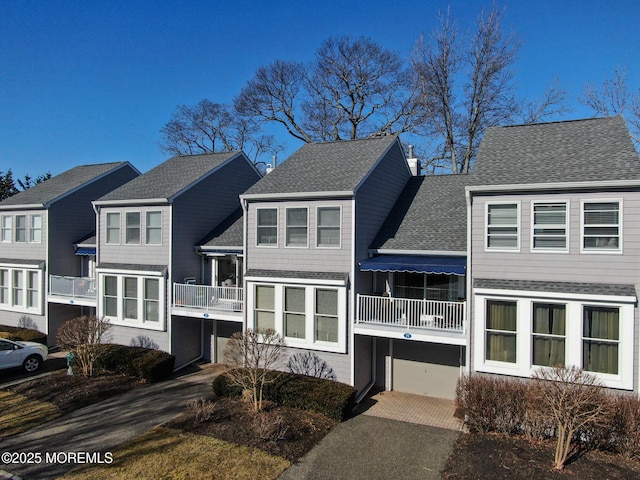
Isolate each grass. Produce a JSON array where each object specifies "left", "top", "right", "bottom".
[
  {"left": 60, "top": 426, "right": 290, "bottom": 480},
  {"left": 0, "top": 390, "right": 61, "bottom": 438}
]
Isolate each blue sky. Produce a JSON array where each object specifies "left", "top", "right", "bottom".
[{"left": 1, "top": 0, "right": 638, "bottom": 180}]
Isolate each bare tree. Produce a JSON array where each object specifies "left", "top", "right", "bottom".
[
  {"left": 530, "top": 366, "right": 612, "bottom": 470},
  {"left": 580, "top": 67, "right": 640, "bottom": 146},
  {"left": 519, "top": 78, "right": 571, "bottom": 124},
  {"left": 56, "top": 315, "right": 111, "bottom": 377},
  {"left": 223, "top": 328, "right": 286, "bottom": 412},
  {"left": 159, "top": 99, "right": 282, "bottom": 165},
  {"left": 235, "top": 36, "right": 424, "bottom": 143}
]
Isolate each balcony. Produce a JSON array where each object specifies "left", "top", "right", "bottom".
[
  {"left": 355, "top": 294, "right": 466, "bottom": 344},
  {"left": 172, "top": 283, "right": 243, "bottom": 321},
  {"left": 48, "top": 275, "right": 97, "bottom": 306}
]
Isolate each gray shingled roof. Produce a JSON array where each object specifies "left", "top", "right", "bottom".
[
  {"left": 370, "top": 174, "right": 470, "bottom": 252},
  {"left": 0, "top": 162, "right": 130, "bottom": 207},
  {"left": 198, "top": 208, "right": 243, "bottom": 249},
  {"left": 471, "top": 116, "right": 640, "bottom": 186},
  {"left": 245, "top": 269, "right": 348, "bottom": 282},
  {"left": 474, "top": 278, "right": 637, "bottom": 298},
  {"left": 243, "top": 135, "right": 399, "bottom": 196},
  {"left": 97, "top": 151, "right": 241, "bottom": 202}
]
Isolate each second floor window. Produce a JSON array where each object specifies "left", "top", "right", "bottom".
[
  {"left": 317, "top": 207, "right": 341, "bottom": 247},
  {"left": 257, "top": 208, "right": 277, "bottom": 246},
  {"left": 286, "top": 207, "right": 308, "bottom": 247},
  {"left": 126, "top": 212, "right": 141, "bottom": 244},
  {"left": 15, "top": 215, "right": 26, "bottom": 243},
  {"left": 582, "top": 201, "right": 620, "bottom": 251},
  {"left": 1, "top": 216, "right": 11, "bottom": 242},
  {"left": 146, "top": 211, "right": 162, "bottom": 245},
  {"left": 532, "top": 203, "right": 566, "bottom": 250},
  {"left": 486, "top": 203, "right": 518, "bottom": 250},
  {"left": 106, "top": 212, "right": 120, "bottom": 244},
  {"left": 30, "top": 215, "right": 42, "bottom": 243}
]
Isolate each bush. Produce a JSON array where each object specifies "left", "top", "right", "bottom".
[
  {"left": 213, "top": 369, "right": 356, "bottom": 421},
  {"left": 0, "top": 325, "right": 47, "bottom": 345},
  {"left": 94, "top": 344, "right": 175, "bottom": 382},
  {"left": 609, "top": 395, "right": 640, "bottom": 460}
]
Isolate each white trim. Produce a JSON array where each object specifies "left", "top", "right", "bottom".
[
  {"left": 466, "top": 178, "right": 640, "bottom": 194},
  {"left": 530, "top": 200, "right": 569, "bottom": 253},
  {"left": 245, "top": 275, "right": 346, "bottom": 287},
  {"left": 484, "top": 200, "right": 521, "bottom": 252},
  {"left": 241, "top": 190, "right": 354, "bottom": 201},
  {"left": 96, "top": 267, "right": 166, "bottom": 277},
  {"left": 369, "top": 249, "right": 466, "bottom": 256},
  {"left": 580, "top": 198, "right": 623, "bottom": 254},
  {"left": 94, "top": 198, "right": 170, "bottom": 206},
  {"left": 473, "top": 287, "right": 636, "bottom": 304},
  {"left": 0, "top": 266, "right": 44, "bottom": 315}
]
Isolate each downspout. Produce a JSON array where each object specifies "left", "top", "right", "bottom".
[
  {"left": 93, "top": 202, "right": 101, "bottom": 320},
  {"left": 464, "top": 188, "right": 473, "bottom": 378},
  {"left": 241, "top": 197, "right": 248, "bottom": 333}
]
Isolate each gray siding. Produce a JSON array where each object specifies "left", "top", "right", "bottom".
[
  {"left": 0, "top": 209, "right": 47, "bottom": 261},
  {"left": 281, "top": 346, "right": 351, "bottom": 385},
  {"left": 108, "top": 325, "right": 171, "bottom": 357},
  {"left": 246, "top": 199, "right": 353, "bottom": 273},
  {"left": 0, "top": 311, "right": 46, "bottom": 333}
]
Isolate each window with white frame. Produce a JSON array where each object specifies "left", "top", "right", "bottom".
[
  {"left": 249, "top": 282, "right": 345, "bottom": 353},
  {"left": 532, "top": 202, "right": 567, "bottom": 250},
  {"left": 486, "top": 203, "right": 519, "bottom": 249},
  {"left": 100, "top": 273, "right": 165, "bottom": 330},
  {"left": 286, "top": 207, "right": 308, "bottom": 247},
  {"left": 29, "top": 214, "right": 42, "bottom": 243},
  {"left": 485, "top": 300, "right": 517, "bottom": 363},
  {"left": 125, "top": 212, "right": 141, "bottom": 244},
  {"left": 106, "top": 212, "right": 121, "bottom": 244},
  {"left": 254, "top": 285, "right": 275, "bottom": 330},
  {"left": 583, "top": 305, "right": 619, "bottom": 374},
  {"left": 0, "top": 266, "right": 42, "bottom": 313},
  {"left": 1, "top": 216, "right": 12, "bottom": 242},
  {"left": 15, "top": 215, "right": 26, "bottom": 243},
  {"left": 582, "top": 201, "right": 620, "bottom": 251},
  {"left": 532, "top": 303, "right": 566, "bottom": 367},
  {"left": 146, "top": 211, "right": 162, "bottom": 245},
  {"left": 257, "top": 208, "right": 277, "bottom": 246},
  {"left": 317, "top": 206, "right": 341, "bottom": 247},
  {"left": 284, "top": 287, "right": 306, "bottom": 339}
]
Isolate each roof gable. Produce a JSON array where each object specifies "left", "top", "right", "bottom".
[
  {"left": 96, "top": 151, "right": 249, "bottom": 203},
  {"left": 243, "top": 135, "right": 401, "bottom": 197},
  {"left": 0, "top": 162, "right": 135, "bottom": 208},
  {"left": 471, "top": 116, "right": 640, "bottom": 186}
]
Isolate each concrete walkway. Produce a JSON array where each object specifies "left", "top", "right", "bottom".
[{"left": 0, "top": 364, "right": 223, "bottom": 480}]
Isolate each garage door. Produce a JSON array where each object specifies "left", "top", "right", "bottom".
[{"left": 391, "top": 341, "right": 461, "bottom": 399}]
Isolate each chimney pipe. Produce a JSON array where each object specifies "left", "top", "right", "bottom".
[{"left": 406, "top": 145, "right": 420, "bottom": 176}]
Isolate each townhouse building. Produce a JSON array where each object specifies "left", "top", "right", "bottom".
[{"left": 0, "top": 162, "right": 140, "bottom": 342}]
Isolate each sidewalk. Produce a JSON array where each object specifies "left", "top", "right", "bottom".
[{"left": 0, "top": 364, "right": 223, "bottom": 480}]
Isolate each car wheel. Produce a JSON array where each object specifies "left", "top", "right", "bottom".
[{"left": 23, "top": 355, "right": 42, "bottom": 373}]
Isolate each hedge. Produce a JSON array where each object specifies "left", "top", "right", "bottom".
[
  {"left": 213, "top": 369, "right": 357, "bottom": 421},
  {"left": 0, "top": 325, "right": 47, "bottom": 345},
  {"left": 93, "top": 344, "right": 175, "bottom": 382}
]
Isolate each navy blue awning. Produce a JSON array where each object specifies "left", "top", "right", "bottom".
[
  {"left": 75, "top": 247, "right": 96, "bottom": 256},
  {"left": 359, "top": 255, "right": 466, "bottom": 275}
]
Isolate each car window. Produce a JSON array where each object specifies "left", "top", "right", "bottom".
[{"left": 0, "top": 339, "right": 15, "bottom": 351}]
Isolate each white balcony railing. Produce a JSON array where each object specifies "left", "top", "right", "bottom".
[
  {"left": 356, "top": 294, "right": 465, "bottom": 333},
  {"left": 173, "top": 283, "right": 243, "bottom": 313},
  {"left": 49, "top": 275, "right": 96, "bottom": 299}
]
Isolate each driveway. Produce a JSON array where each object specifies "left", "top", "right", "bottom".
[{"left": 0, "top": 351, "right": 66, "bottom": 387}]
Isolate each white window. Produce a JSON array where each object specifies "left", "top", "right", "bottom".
[
  {"left": 248, "top": 282, "right": 346, "bottom": 353},
  {"left": 15, "top": 215, "right": 26, "bottom": 243},
  {"left": 99, "top": 273, "right": 165, "bottom": 330},
  {"left": 254, "top": 285, "right": 275, "bottom": 330},
  {"left": 317, "top": 206, "right": 341, "bottom": 247},
  {"left": 286, "top": 207, "right": 308, "bottom": 247},
  {"left": 1, "top": 216, "right": 12, "bottom": 243},
  {"left": 532, "top": 202, "right": 567, "bottom": 251},
  {"left": 582, "top": 201, "right": 621, "bottom": 251},
  {"left": 0, "top": 266, "right": 42, "bottom": 314},
  {"left": 532, "top": 303, "right": 565, "bottom": 367},
  {"left": 29, "top": 214, "right": 42, "bottom": 243},
  {"left": 583, "top": 306, "right": 619, "bottom": 375},
  {"left": 125, "top": 212, "right": 141, "bottom": 245},
  {"left": 146, "top": 211, "right": 162, "bottom": 245},
  {"left": 485, "top": 300, "right": 517, "bottom": 363},
  {"left": 486, "top": 203, "right": 519, "bottom": 250},
  {"left": 106, "top": 212, "right": 121, "bottom": 244},
  {"left": 257, "top": 208, "right": 277, "bottom": 246}
]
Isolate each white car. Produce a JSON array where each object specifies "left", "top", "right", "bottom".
[{"left": 0, "top": 338, "right": 48, "bottom": 373}]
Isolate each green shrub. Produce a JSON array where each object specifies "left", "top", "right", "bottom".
[
  {"left": 213, "top": 369, "right": 356, "bottom": 421},
  {"left": 0, "top": 325, "right": 47, "bottom": 345},
  {"left": 93, "top": 344, "right": 175, "bottom": 382}
]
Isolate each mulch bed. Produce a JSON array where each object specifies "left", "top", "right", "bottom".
[
  {"left": 167, "top": 397, "right": 336, "bottom": 463},
  {"left": 4, "top": 370, "right": 140, "bottom": 414},
  {"left": 441, "top": 432, "right": 640, "bottom": 480}
]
